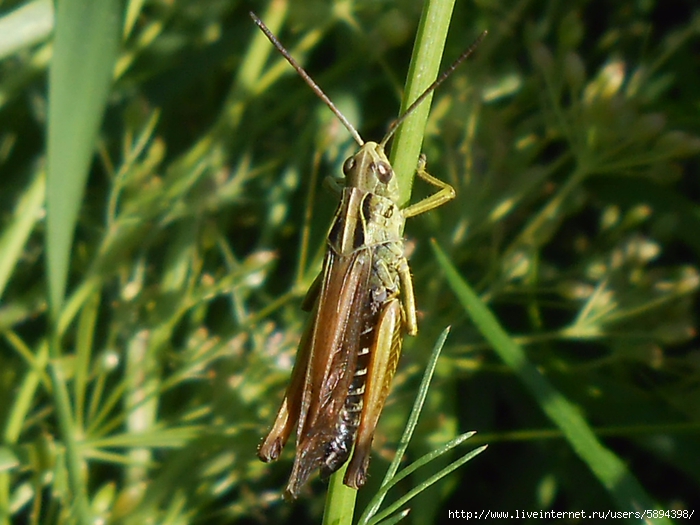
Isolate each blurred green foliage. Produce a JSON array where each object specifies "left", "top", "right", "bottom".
[{"left": 0, "top": 0, "right": 699, "bottom": 523}]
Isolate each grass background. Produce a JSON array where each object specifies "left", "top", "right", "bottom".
[{"left": 1, "top": 0, "right": 699, "bottom": 523}]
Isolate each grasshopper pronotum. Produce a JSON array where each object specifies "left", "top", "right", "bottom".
[{"left": 251, "top": 12, "right": 485, "bottom": 499}]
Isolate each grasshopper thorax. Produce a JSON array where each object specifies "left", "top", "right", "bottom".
[{"left": 342, "top": 142, "right": 399, "bottom": 201}]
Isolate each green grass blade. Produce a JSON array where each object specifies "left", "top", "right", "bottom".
[
  {"left": 45, "top": 1, "right": 123, "bottom": 522},
  {"left": 431, "top": 240, "right": 673, "bottom": 524},
  {"left": 0, "top": 171, "right": 45, "bottom": 300},
  {"left": 46, "top": 0, "right": 122, "bottom": 317}
]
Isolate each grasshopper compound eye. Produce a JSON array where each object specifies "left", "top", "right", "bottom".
[{"left": 372, "top": 161, "right": 393, "bottom": 184}]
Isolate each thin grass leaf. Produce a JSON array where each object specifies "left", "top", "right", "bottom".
[
  {"left": 3, "top": 342, "right": 50, "bottom": 443},
  {"left": 368, "top": 444, "right": 486, "bottom": 525},
  {"left": 377, "top": 432, "right": 477, "bottom": 492},
  {"left": 83, "top": 426, "right": 205, "bottom": 449},
  {"left": 0, "top": 0, "right": 53, "bottom": 60},
  {"left": 358, "top": 328, "right": 459, "bottom": 525},
  {"left": 375, "top": 509, "right": 410, "bottom": 525},
  {"left": 74, "top": 291, "right": 100, "bottom": 433},
  {"left": 431, "top": 240, "right": 673, "bottom": 524},
  {"left": 0, "top": 172, "right": 45, "bottom": 300},
  {"left": 360, "top": 432, "right": 481, "bottom": 525},
  {"left": 372, "top": 328, "right": 450, "bottom": 504}
]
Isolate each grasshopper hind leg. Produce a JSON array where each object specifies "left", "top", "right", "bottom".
[{"left": 344, "top": 297, "right": 403, "bottom": 489}]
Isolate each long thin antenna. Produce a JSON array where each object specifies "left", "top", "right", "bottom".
[
  {"left": 379, "top": 30, "right": 488, "bottom": 148},
  {"left": 250, "top": 12, "right": 365, "bottom": 147}
]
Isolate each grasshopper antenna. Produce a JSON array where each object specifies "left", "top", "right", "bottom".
[
  {"left": 250, "top": 12, "right": 365, "bottom": 147},
  {"left": 379, "top": 30, "right": 488, "bottom": 149}
]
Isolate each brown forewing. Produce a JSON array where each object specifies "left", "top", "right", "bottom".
[{"left": 285, "top": 245, "right": 372, "bottom": 497}]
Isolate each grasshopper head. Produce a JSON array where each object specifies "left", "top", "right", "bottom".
[{"left": 342, "top": 141, "right": 399, "bottom": 201}]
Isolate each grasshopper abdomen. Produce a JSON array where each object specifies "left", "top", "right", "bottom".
[{"left": 320, "top": 326, "right": 372, "bottom": 478}]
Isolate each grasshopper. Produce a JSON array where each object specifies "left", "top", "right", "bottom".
[{"left": 251, "top": 12, "right": 485, "bottom": 499}]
